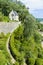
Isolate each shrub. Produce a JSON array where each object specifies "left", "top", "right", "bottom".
[
  {"left": 40, "top": 24, "right": 43, "bottom": 31},
  {"left": 35, "top": 58, "right": 43, "bottom": 65},
  {"left": 14, "top": 61, "right": 19, "bottom": 65},
  {"left": 14, "top": 25, "right": 24, "bottom": 41},
  {"left": 0, "top": 51, "right": 8, "bottom": 65},
  {"left": 26, "top": 58, "right": 35, "bottom": 65},
  {"left": 0, "top": 12, "right": 3, "bottom": 21},
  {"left": 36, "top": 21, "right": 41, "bottom": 29},
  {"left": 42, "top": 36, "right": 43, "bottom": 41},
  {"left": 0, "top": 32, "right": 5, "bottom": 39},
  {"left": 3, "top": 16, "right": 9, "bottom": 22},
  {"left": 0, "top": 12, "right": 9, "bottom": 22},
  {"left": 9, "top": 33, "right": 21, "bottom": 60},
  {"left": 34, "top": 31, "right": 41, "bottom": 43}
]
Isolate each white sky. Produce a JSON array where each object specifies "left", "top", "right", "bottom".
[
  {"left": 20, "top": 0, "right": 43, "bottom": 10},
  {"left": 20, "top": 0, "right": 43, "bottom": 18}
]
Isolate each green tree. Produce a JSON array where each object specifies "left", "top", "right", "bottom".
[{"left": 23, "top": 15, "right": 37, "bottom": 39}]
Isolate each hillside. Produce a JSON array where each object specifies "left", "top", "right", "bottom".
[{"left": 0, "top": 0, "right": 43, "bottom": 65}]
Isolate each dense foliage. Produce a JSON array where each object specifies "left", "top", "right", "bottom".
[
  {"left": 40, "top": 24, "right": 43, "bottom": 31},
  {"left": 0, "top": 33, "right": 12, "bottom": 65},
  {"left": 9, "top": 25, "right": 42, "bottom": 65},
  {"left": 0, "top": 0, "right": 27, "bottom": 22},
  {"left": 0, "top": 0, "right": 43, "bottom": 65},
  {"left": 36, "top": 19, "right": 43, "bottom": 32}
]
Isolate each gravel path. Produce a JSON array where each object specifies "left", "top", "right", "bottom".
[{"left": 0, "top": 22, "right": 20, "bottom": 34}]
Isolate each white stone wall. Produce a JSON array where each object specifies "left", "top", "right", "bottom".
[{"left": 9, "top": 11, "right": 19, "bottom": 21}]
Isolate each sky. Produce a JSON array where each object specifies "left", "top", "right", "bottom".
[{"left": 20, "top": 0, "right": 43, "bottom": 18}]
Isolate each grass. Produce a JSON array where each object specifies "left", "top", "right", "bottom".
[{"left": 0, "top": 33, "right": 12, "bottom": 65}]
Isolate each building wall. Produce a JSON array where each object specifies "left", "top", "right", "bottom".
[{"left": 9, "top": 13, "right": 19, "bottom": 21}]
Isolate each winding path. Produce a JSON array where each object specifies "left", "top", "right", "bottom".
[
  {"left": 6, "top": 22, "right": 21, "bottom": 64},
  {"left": 6, "top": 22, "right": 27, "bottom": 65},
  {"left": 0, "top": 22, "right": 27, "bottom": 65},
  {"left": 0, "top": 22, "right": 21, "bottom": 64}
]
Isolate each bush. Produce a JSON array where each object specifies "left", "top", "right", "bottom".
[
  {"left": 9, "top": 33, "right": 21, "bottom": 60},
  {"left": 0, "top": 12, "right": 9, "bottom": 22},
  {"left": 0, "top": 51, "right": 8, "bottom": 65},
  {"left": 42, "top": 36, "right": 43, "bottom": 41},
  {"left": 14, "top": 25, "right": 24, "bottom": 41},
  {"left": 0, "top": 12, "right": 3, "bottom": 21},
  {"left": 34, "top": 31, "right": 41, "bottom": 43},
  {"left": 14, "top": 61, "right": 19, "bottom": 65},
  {"left": 36, "top": 21, "right": 41, "bottom": 29},
  {"left": 35, "top": 58, "right": 43, "bottom": 65},
  {"left": 0, "top": 32, "right": 5, "bottom": 39},
  {"left": 3, "top": 16, "right": 9, "bottom": 22},
  {"left": 40, "top": 24, "right": 43, "bottom": 31},
  {"left": 26, "top": 58, "right": 35, "bottom": 65}
]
